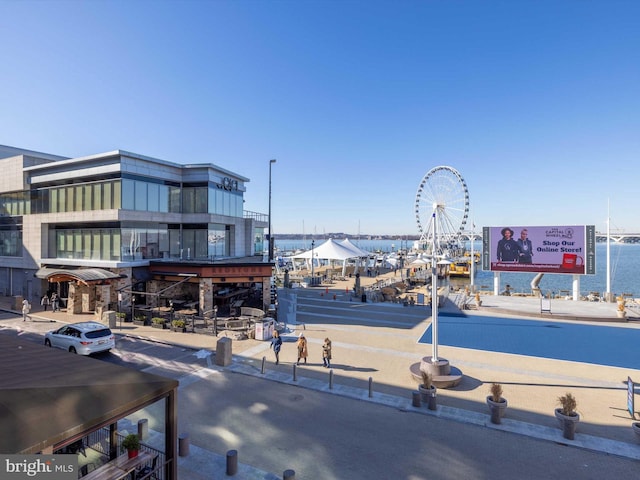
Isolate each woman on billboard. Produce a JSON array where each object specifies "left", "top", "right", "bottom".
[{"left": 517, "top": 228, "right": 534, "bottom": 264}]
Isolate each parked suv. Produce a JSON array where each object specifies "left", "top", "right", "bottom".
[{"left": 44, "top": 322, "right": 115, "bottom": 355}]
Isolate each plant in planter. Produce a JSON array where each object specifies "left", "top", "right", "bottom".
[
  {"left": 151, "top": 317, "right": 166, "bottom": 329},
  {"left": 122, "top": 433, "right": 140, "bottom": 459},
  {"left": 116, "top": 311, "right": 129, "bottom": 322},
  {"left": 555, "top": 392, "right": 579, "bottom": 440},
  {"left": 171, "top": 319, "right": 186, "bottom": 332},
  {"left": 133, "top": 314, "right": 147, "bottom": 326},
  {"left": 486, "top": 382, "right": 508, "bottom": 424},
  {"left": 418, "top": 370, "right": 437, "bottom": 410}
]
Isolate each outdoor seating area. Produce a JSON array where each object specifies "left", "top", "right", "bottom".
[{"left": 55, "top": 426, "right": 166, "bottom": 479}]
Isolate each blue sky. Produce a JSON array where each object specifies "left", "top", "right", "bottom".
[{"left": 1, "top": 1, "right": 638, "bottom": 236}]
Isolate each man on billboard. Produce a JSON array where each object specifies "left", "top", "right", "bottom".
[
  {"left": 517, "top": 228, "right": 534, "bottom": 264},
  {"left": 496, "top": 227, "right": 519, "bottom": 262}
]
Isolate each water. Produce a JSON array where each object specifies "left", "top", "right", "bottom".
[{"left": 275, "top": 238, "right": 639, "bottom": 297}]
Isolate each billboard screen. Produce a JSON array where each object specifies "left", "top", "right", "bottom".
[{"left": 482, "top": 225, "right": 595, "bottom": 275}]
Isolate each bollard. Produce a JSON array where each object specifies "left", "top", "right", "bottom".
[
  {"left": 412, "top": 391, "right": 421, "bottom": 407},
  {"left": 261, "top": 356, "right": 266, "bottom": 374},
  {"left": 178, "top": 433, "right": 190, "bottom": 457},
  {"left": 226, "top": 449, "right": 238, "bottom": 476},
  {"left": 368, "top": 377, "right": 373, "bottom": 398},
  {"left": 293, "top": 364, "right": 297, "bottom": 382},
  {"left": 283, "top": 469, "right": 296, "bottom": 480},
  {"left": 329, "top": 369, "right": 334, "bottom": 390},
  {"left": 137, "top": 418, "right": 148, "bottom": 441}
]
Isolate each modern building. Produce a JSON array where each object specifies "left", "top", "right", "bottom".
[{"left": 0, "top": 145, "right": 272, "bottom": 317}]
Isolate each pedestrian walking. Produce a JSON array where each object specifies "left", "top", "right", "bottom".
[
  {"left": 51, "top": 292, "right": 59, "bottom": 312},
  {"left": 40, "top": 294, "right": 50, "bottom": 311},
  {"left": 322, "top": 337, "right": 332, "bottom": 368},
  {"left": 22, "top": 298, "right": 31, "bottom": 321},
  {"left": 296, "top": 333, "right": 308, "bottom": 365},
  {"left": 270, "top": 330, "right": 282, "bottom": 365}
]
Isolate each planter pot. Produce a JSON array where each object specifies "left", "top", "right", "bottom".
[
  {"left": 486, "top": 396, "right": 508, "bottom": 424},
  {"left": 171, "top": 326, "right": 186, "bottom": 333},
  {"left": 554, "top": 408, "right": 580, "bottom": 440},
  {"left": 127, "top": 449, "right": 138, "bottom": 459},
  {"left": 133, "top": 320, "right": 147, "bottom": 326},
  {"left": 617, "top": 311, "right": 626, "bottom": 319},
  {"left": 151, "top": 323, "right": 166, "bottom": 329},
  {"left": 632, "top": 422, "right": 640, "bottom": 443},
  {"left": 418, "top": 384, "right": 437, "bottom": 410}
]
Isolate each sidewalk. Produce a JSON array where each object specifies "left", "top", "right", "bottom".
[{"left": 3, "top": 281, "right": 640, "bottom": 476}]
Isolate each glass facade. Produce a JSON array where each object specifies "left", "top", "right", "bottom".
[
  {"left": 0, "top": 217, "right": 22, "bottom": 256},
  {"left": 0, "top": 171, "right": 250, "bottom": 261}
]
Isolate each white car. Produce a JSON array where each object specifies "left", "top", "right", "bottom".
[{"left": 44, "top": 322, "right": 115, "bottom": 355}]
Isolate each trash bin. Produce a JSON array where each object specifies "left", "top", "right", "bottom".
[
  {"left": 255, "top": 317, "right": 275, "bottom": 341},
  {"left": 361, "top": 294, "right": 367, "bottom": 303}
]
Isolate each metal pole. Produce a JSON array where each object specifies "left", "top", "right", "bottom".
[
  {"left": 311, "top": 240, "right": 315, "bottom": 284},
  {"left": 268, "top": 159, "right": 276, "bottom": 262},
  {"left": 431, "top": 211, "right": 439, "bottom": 363}
]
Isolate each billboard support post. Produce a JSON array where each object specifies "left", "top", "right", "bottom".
[{"left": 493, "top": 272, "right": 500, "bottom": 296}]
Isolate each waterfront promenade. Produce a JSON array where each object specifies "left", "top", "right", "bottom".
[{"left": 2, "top": 275, "right": 640, "bottom": 478}]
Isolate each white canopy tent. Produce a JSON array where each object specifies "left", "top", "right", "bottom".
[{"left": 288, "top": 238, "right": 369, "bottom": 276}]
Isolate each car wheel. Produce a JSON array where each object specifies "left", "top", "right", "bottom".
[
  {"left": 44, "top": 339, "right": 51, "bottom": 347},
  {"left": 69, "top": 346, "right": 77, "bottom": 354}
]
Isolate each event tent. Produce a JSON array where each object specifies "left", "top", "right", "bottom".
[{"left": 288, "top": 238, "right": 370, "bottom": 275}]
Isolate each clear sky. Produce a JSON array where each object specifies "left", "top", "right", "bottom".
[{"left": 1, "top": 1, "right": 638, "bottom": 236}]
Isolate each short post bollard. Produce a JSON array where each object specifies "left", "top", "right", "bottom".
[
  {"left": 261, "top": 356, "right": 266, "bottom": 374},
  {"left": 293, "top": 364, "right": 297, "bottom": 382},
  {"left": 368, "top": 377, "right": 373, "bottom": 398},
  {"left": 412, "top": 391, "right": 422, "bottom": 408},
  {"left": 178, "top": 433, "right": 190, "bottom": 457},
  {"left": 137, "top": 418, "right": 148, "bottom": 440},
  {"left": 329, "top": 369, "right": 334, "bottom": 390},
  {"left": 226, "top": 449, "right": 238, "bottom": 476},
  {"left": 283, "top": 469, "right": 296, "bottom": 480}
]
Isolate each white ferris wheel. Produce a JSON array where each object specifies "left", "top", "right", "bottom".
[{"left": 414, "top": 166, "right": 470, "bottom": 254}]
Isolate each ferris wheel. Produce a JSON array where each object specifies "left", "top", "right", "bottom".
[{"left": 414, "top": 166, "right": 470, "bottom": 254}]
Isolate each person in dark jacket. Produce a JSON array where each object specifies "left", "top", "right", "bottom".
[
  {"left": 270, "top": 330, "right": 282, "bottom": 365},
  {"left": 322, "top": 338, "right": 332, "bottom": 368}
]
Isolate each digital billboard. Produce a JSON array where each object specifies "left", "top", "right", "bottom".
[{"left": 482, "top": 225, "right": 595, "bottom": 275}]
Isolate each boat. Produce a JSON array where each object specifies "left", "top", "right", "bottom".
[{"left": 448, "top": 252, "right": 480, "bottom": 278}]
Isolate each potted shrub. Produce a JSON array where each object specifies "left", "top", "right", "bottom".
[
  {"left": 151, "top": 317, "right": 166, "bottom": 329},
  {"left": 555, "top": 392, "right": 580, "bottom": 440},
  {"left": 122, "top": 433, "right": 140, "bottom": 459},
  {"left": 115, "top": 311, "right": 128, "bottom": 322},
  {"left": 171, "top": 319, "right": 186, "bottom": 332},
  {"left": 418, "top": 370, "right": 437, "bottom": 410},
  {"left": 486, "top": 382, "right": 508, "bottom": 424},
  {"left": 133, "top": 314, "right": 147, "bottom": 326}
]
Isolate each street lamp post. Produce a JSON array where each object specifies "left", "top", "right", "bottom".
[
  {"left": 268, "top": 159, "right": 277, "bottom": 262},
  {"left": 311, "top": 240, "right": 315, "bottom": 285}
]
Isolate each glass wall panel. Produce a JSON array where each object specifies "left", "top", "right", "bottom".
[
  {"left": 113, "top": 180, "right": 121, "bottom": 209},
  {"left": 134, "top": 181, "right": 148, "bottom": 211},
  {"left": 103, "top": 182, "right": 112, "bottom": 209},
  {"left": 195, "top": 187, "right": 207, "bottom": 213},
  {"left": 148, "top": 183, "right": 159, "bottom": 212},
  {"left": 122, "top": 179, "right": 134, "bottom": 210},
  {"left": 92, "top": 183, "right": 102, "bottom": 210}
]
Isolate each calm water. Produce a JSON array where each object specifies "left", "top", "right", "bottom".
[{"left": 275, "top": 238, "right": 639, "bottom": 297}]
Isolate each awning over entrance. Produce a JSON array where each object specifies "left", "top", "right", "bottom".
[{"left": 35, "top": 267, "right": 123, "bottom": 285}]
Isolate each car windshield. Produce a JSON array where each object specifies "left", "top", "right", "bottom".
[{"left": 85, "top": 329, "right": 112, "bottom": 339}]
